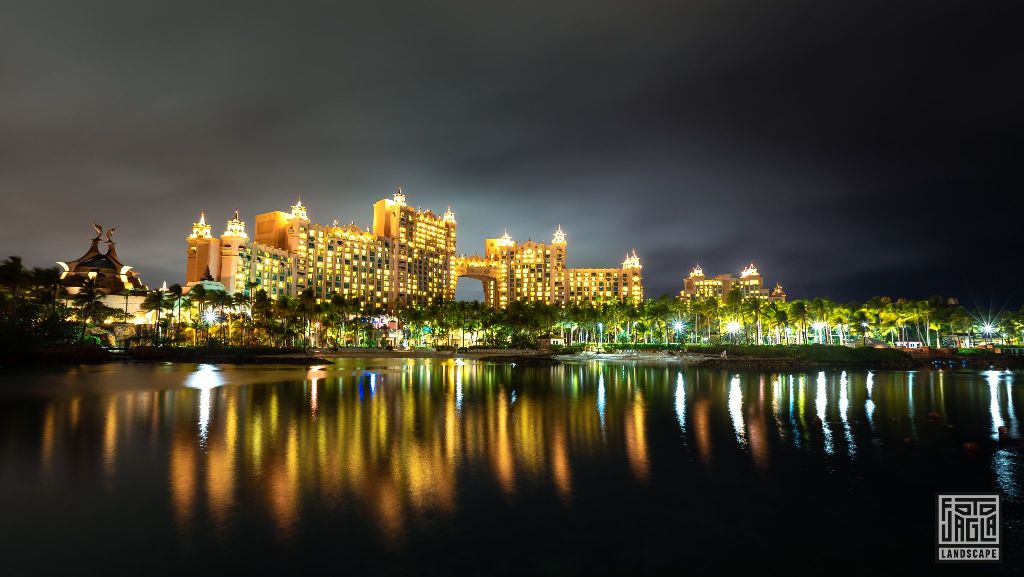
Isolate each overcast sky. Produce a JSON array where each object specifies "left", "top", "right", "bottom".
[{"left": 1, "top": 1, "right": 1020, "bottom": 305}]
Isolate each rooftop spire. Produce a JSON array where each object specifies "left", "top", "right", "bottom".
[
  {"left": 290, "top": 198, "right": 308, "bottom": 221},
  {"left": 223, "top": 211, "right": 248, "bottom": 239},
  {"left": 393, "top": 186, "right": 407, "bottom": 206},
  {"left": 552, "top": 225, "right": 566, "bottom": 244},
  {"left": 190, "top": 211, "right": 212, "bottom": 239},
  {"left": 622, "top": 249, "right": 642, "bottom": 270}
]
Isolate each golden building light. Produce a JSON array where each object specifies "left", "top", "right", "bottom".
[
  {"left": 679, "top": 261, "right": 785, "bottom": 302},
  {"left": 185, "top": 192, "right": 643, "bottom": 310}
]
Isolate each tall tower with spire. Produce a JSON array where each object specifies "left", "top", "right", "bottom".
[
  {"left": 218, "top": 211, "right": 250, "bottom": 292},
  {"left": 186, "top": 211, "right": 222, "bottom": 284}
]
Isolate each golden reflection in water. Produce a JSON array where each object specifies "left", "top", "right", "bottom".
[
  {"left": 24, "top": 364, "right": 1022, "bottom": 542},
  {"left": 625, "top": 389, "right": 649, "bottom": 480},
  {"left": 40, "top": 404, "right": 55, "bottom": 473},
  {"left": 207, "top": 391, "right": 236, "bottom": 530},
  {"left": 748, "top": 376, "right": 769, "bottom": 469},
  {"left": 69, "top": 397, "right": 80, "bottom": 431},
  {"left": 102, "top": 397, "right": 118, "bottom": 478},
  {"left": 694, "top": 398, "right": 712, "bottom": 464},
  {"left": 494, "top": 388, "right": 516, "bottom": 494},
  {"left": 551, "top": 423, "right": 572, "bottom": 500},
  {"left": 170, "top": 428, "right": 196, "bottom": 530}
]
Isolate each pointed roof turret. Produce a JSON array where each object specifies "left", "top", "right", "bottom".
[
  {"left": 622, "top": 249, "right": 642, "bottom": 270},
  {"left": 552, "top": 225, "right": 566, "bottom": 244},
  {"left": 223, "top": 211, "right": 248, "bottom": 239},
  {"left": 290, "top": 199, "right": 308, "bottom": 221},
  {"left": 190, "top": 211, "right": 212, "bottom": 239}
]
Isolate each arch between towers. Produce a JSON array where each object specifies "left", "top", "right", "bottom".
[{"left": 451, "top": 259, "right": 502, "bottom": 308}]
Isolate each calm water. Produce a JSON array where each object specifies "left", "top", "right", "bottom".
[{"left": 0, "top": 360, "right": 1021, "bottom": 575}]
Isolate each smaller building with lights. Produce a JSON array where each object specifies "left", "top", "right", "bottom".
[
  {"left": 452, "top": 227, "right": 642, "bottom": 308},
  {"left": 679, "top": 263, "right": 786, "bottom": 302},
  {"left": 57, "top": 225, "right": 151, "bottom": 323}
]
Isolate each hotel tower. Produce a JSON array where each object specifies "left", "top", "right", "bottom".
[{"left": 186, "top": 190, "right": 641, "bottom": 310}]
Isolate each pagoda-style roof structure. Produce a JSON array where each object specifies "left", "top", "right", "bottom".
[{"left": 58, "top": 225, "right": 147, "bottom": 295}]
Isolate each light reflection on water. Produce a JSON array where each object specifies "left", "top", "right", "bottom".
[{"left": 1, "top": 361, "right": 1022, "bottom": 574}]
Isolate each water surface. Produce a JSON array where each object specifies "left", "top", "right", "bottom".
[{"left": 0, "top": 361, "right": 1020, "bottom": 575}]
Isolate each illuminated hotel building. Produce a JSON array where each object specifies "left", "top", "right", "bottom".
[
  {"left": 186, "top": 189, "right": 456, "bottom": 309},
  {"left": 187, "top": 190, "right": 641, "bottom": 309},
  {"left": 679, "top": 263, "right": 786, "bottom": 302},
  {"left": 452, "top": 227, "right": 643, "bottom": 308}
]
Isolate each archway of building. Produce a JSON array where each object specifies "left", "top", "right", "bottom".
[{"left": 451, "top": 267, "right": 500, "bottom": 308}]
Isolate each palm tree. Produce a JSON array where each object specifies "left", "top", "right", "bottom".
[
  {"left": 168, "top": 284, "right": 185, "bottom": 345},
  {"left": 274, "top": 295, "right": 295, "bottom": 347},
  {"left": 73, "top": 277, "right": 104, "bottom": 343},
  {"left": 141, "top": 289, "right": 171, "bottom": 346},
  {"left": 251, "top": 289, "right": 273, "bottom": 344},
  {"left": 808, "top": 297, "right": 834, "bottom": 344},
  {"left": 741, "top": 297, "right": 766, "bottom": 345},
  {"left": 298, "top": 288, "right": 319, "bottom": 347},
  {"left": 0, "top": 256, "right": 26, "bottom": 321},
  {"left": 788, "top": 300, "right": 809, "bottom": 344}
]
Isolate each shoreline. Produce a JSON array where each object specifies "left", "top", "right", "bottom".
[{"left": 3, "top": 345, "right": 1022, "bottom": 371}]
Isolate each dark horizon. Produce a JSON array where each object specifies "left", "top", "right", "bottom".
[{"left": 2, "top": 1, "right": 1021, "bottom": 307}]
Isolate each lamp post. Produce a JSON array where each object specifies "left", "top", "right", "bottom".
[
  {"left": 598, "top": 322, "right": 604, "bottom": 352},
  {"left": 725, "top": 320, "right": 741, "bottom": 344},
  {"left": 673, "top": 320, "right": 684, "bottom": 345},
  {"left": 982, "top": 324, "right": 995, "bottom": 345},
  {"left": 861, "top": 321, "right": 869, "bottom": 346}
]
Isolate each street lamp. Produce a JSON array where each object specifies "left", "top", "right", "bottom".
[
  {"left": 673, "top": 320, "right": 684, "bottom": 344},
  {"left": 813, "top": 321, "right": 826, "bottom": 343},
  {"left": 725, "top": 320, "right": 741, "bottom": 344},
  {"left": 861, "top": 321, "right": 869, "bottom": 346},
  {"left": 598, "top": 322, "right": 604, "bottom": 352}
]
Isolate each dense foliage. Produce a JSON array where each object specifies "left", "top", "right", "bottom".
[{"left": 2, "top": 255, "right": 1022, "bottom": 351}]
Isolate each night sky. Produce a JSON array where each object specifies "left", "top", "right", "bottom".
[{"left": 1, "top": 1, "right": 1020, "bottom": 305}]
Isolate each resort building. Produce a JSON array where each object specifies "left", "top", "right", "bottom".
[
  {"left": 452, "top": 228, "right": 643, "bottom": 308},
  {"left": 187, "top": 190, "right": 642, "bottom": 310},
  {"left": 679, "top": 263, "right": 786, "bottom": 302},
  {"left": 186, "top": 190, "right": 457, "bottom": 309},
  {"left": 57, "top": 225, "right": 151, "bottom": 320}
]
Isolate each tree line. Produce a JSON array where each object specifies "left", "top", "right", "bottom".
[{"left": 2, "top": 256, "right": 1021, "bottom": 350}]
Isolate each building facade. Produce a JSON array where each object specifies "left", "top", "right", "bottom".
[
  {"left": 186, "top": 190, "right": 457, "bottom": 309},
  {"left": 58, "top": 226, "right": 151, "bottom": 321},
  {"left": 679, "top": 263, "right": 786, "bottom": 302},
  {"left": 187, "top": 191, "right": 642, "bottom": 310},
  {"left": 452, "top": 227, "right": 643, "bottom": 307}
]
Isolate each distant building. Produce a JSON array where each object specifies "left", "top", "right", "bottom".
[
  {"left": 452, "top": 227, "right": 643, "bottom": 308},
  {"left": 679, "top": 263, "right": 786, "bottom": 302}
]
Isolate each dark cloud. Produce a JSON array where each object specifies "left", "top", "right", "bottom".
[{"left": 1, "top": 1, "right": 1021, "bottom": 304}]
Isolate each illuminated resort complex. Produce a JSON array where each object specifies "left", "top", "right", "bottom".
[
  {"left": 186, "top": 190, "right": 642, "bottom": 309},
  {"left": 680, "top": 263, "right": 786, "bottom": 302}
]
